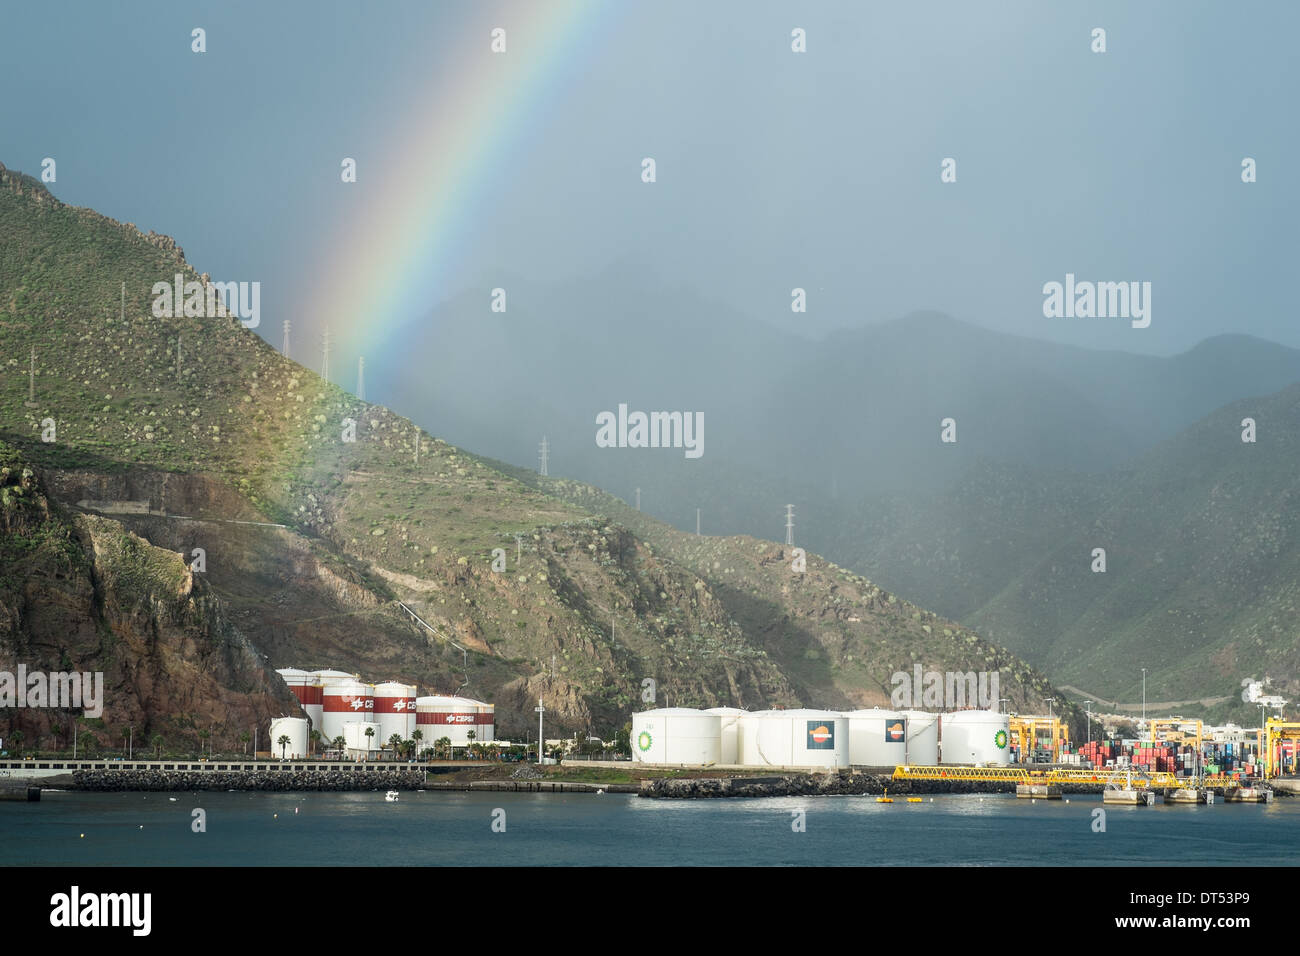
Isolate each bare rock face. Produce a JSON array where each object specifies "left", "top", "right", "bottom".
[{"left": 0, "top": 451, "right": 298, "bottom": 754}]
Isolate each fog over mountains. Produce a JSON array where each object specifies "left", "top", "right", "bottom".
[{"left": 367, "top": 269, "right": 1300, "bottom": 711}]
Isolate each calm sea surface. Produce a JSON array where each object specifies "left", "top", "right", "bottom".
[{"left": 2, "top": 790, "right": 1297, "bottom": 866}]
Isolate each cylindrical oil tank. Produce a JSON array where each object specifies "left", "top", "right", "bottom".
[
  {"left": 844, "top": 709, "right": 908, "bottom": 766},
  {"left": 901, "top": 710, "right": 939, "bottom": 765},
  {"left": 372, "top": 681, "right": 417, "bottom": 749},
  {"left": 740, "top": 710, "right": 849, "bottom": 768},
  {"left": 416, "top": 695, "right": 493, "bottom": 747},
  {"left": 940, "top": 710, "right": 1011, "bottom": 765},
  {"left": 311, "top": 669, "right": 354, "bottom": 685},
  {"left": 322, "top": 678, "right": 372, "bottom": 742},
  {"left": 276, "top": 668, "right": 325, "bottom": 735},
  {"left": 631, "top": 708, "right": 722, "bottom": 764},
  {"left": 473, "top": 700, "right": 496, "bottom": 743},
  {"left": 343, "top": 719, "right": 380, "bottom": 754},
  {"left": 268, "top": 716, "right": 309, "bottom": 759},
  {"left": 705, "top": 707, "right": 746, "bottom": 764}
]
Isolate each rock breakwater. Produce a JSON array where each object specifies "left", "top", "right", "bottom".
[{"left": 73, "top": 768, "right": 425, "bottom": 792}]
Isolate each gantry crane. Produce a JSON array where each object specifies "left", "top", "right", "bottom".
[
  {"left": 1262, "top": 719, "right": 1300, "bottom": 778},
  {"left": 1009, "top": 715, "right": 1069, "bottom": 764}
]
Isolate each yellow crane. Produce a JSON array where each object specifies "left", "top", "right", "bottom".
[
  {"left": 1263, "top": 719, "right": 1300, "bottom": 778},
  {"left": 1008, "top": 716, "right": 1069, "bottom": 764}
]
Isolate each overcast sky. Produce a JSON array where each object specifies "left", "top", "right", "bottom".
[{"left": 2, "top": 0, "right": 1295, "bottom": 357}]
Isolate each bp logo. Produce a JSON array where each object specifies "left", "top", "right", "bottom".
[
  {"left": 994, "top": 730, "right": 1009, "bottom": 749},
  {"left": 637, "top": 731, "right": 653, "bottom": 752}
]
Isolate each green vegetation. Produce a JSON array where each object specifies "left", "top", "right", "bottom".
[{"left": 0, "top": 162, "right": 1075, "bottom": 744}]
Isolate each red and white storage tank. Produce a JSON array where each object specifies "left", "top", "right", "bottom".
[
  {"left": 373, "top": 681, "right": 417, "bottom": 747},
  {"left": 276, "top": 668, "right": 324, "bottom": 734},
  {"left": 322, "top": 678, "right": 373, "bottom": 741},
  {"left": 416, "top": 695, "right": 495, "bottom": 746}
]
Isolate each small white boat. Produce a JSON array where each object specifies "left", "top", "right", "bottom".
[{"left": 385, "top": 790, "right": 399, "bottom": 802}]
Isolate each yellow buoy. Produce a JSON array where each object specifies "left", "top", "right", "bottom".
[{"left": 906, "top": 797, "right": 922, "bottom": 803}]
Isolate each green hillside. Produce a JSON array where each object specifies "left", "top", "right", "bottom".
[{"left": 0, "top": 161, "right": 1077, "bottom": 746}]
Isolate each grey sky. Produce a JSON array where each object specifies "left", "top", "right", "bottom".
[{"left": 2, "top": 0, "right": 1294, "bottom": 358}]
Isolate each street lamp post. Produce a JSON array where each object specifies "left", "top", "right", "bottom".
[
  {"left": 535, "top": 698, "right": 545, "bottom": 765},
  {"left": 1084, "top": 701, "right": 1092, "bottom": 745},
  {"left": 129, "top": 726, "right": 133, "bottom": 760},
  {"left": 998, "top": 698, "right": 1009, "bottom": 715},
  {"left": 1141, "top": 667, "right": 1147, "bottom": 734},
  {"left": 1045, "top": 698, "right": 1054, "bottom": 719}
]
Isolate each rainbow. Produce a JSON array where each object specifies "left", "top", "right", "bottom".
[{"left": 303, "top": 1, "right": 613, "bottom": 369}]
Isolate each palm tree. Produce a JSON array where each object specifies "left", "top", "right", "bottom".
[
  {"left": 332, "top": 735, "right": 345, "bottom": 758},
  {"left": 197, "top": 728, "right": 210, "bottom": 757},
  {"left": 412, "top": 729, "right": 423, "bottom": 759},
  {"left": 278, "top": 734, "right": 291, "bottom": 760},
  {"left": 239, "top": 730, "right": 251, "bottom": 755},
  {"left": 364, "top": 725, "right": 375, "bottom": 755},
  {"left": 388, "top": 733, "right": 403, "bottom": 760},
  {"left": 467, "top": 729, "right": 476, "bottom": 745},
  {"left": 152, "top": 734, "right": 164, "bottom": 759},
  {"left": 309, "top": 729, "right": 321, "bottom": 757},
  {"left": 436, "top": 736, "right": 451, "bottom": 760},
  {"left": 10, "top": 730, "right": 24, "bottom": 757}
]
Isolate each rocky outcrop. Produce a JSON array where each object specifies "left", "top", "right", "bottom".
[{"left": 0, "top": 446, "right": 299, "bottom": 752}]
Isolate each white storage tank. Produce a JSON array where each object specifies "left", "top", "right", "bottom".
[
  {"left": 705, "top": 707, "right": 746, "bottom": 764},
  {"left": 940, "top": 710, "right": 1011, "bottom": 765},
  {"left": 268, "top": 716, "right": 309, "bottom": 759},
  {"left": 739, "top": 710, "right": 849, "bottom": 768},
  {"left": 844, "top": 709, "right": 908, "bottom": 766},
  {"left": 901, "top": 710, "right": 940, "bottom": 765},
  {"left": 372, "top": 681, "right": 417, "bottom": 750},
  {"left": 632, "top": 708, "right": 722, "bottom": 765},
  {"left": 343, "top": 719, "right": 380, "bottom": 755},
  {"left": 322, "top": 678, "right": 372, "bottom": 742},
  {"left": 416, "top": 695, "right": 492, "bottom": 747}
]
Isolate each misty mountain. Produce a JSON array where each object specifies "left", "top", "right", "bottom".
[{"left": 364, "top": 271, "right": 1300, "bottom": 706}]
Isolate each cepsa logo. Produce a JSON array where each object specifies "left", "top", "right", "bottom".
[
  {"left": 447, "top": 714, "right": 475, "bottom": 724},
  {"left": 348, "top": 698, "right": 375, "bottom": 711}
]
